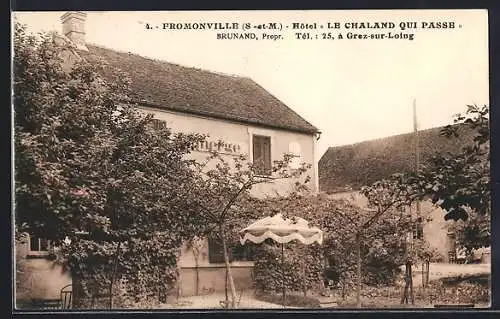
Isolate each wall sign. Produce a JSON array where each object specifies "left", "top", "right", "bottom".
[{"left": 197, "top": 139, "right": 244, "bottom": 155}]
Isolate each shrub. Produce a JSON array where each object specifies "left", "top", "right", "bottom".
[
  {"left": 429, "top": 274, "right": 490, "bottom": 305},
  {"left": 253, "top": 240, "right": 323, "bottom": 295},
  {"left": 251, "top": 194, "right": 435, "bottom": 295},
  {"left": 255, "top": 291, "right": 321, "bottom": 308}
]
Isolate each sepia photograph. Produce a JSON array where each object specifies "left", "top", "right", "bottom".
[{"left": 12, "top": 10, "right": 490, "bottom": 310}]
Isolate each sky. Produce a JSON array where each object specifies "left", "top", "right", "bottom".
[{"left": 12, "top": 10, "right": 489, "bottom": 158}]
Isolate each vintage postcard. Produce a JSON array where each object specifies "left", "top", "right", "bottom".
[{"left": 12, "top": 10, "right": 490, "bottom": 311}]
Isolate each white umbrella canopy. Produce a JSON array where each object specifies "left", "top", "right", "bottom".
[
  {"left": 239, "top": 213, "right": 323, "bottom": 307},
  {"left": 240, "top": 213, "right": 323, "bottom": 245}
]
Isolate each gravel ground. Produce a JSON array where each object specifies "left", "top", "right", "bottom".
[
  {"left": 411, "top": 262, "right": 490, "bottom": 287},
  {"left": 157, "top": 291, "right": 286, "bottom": 309},
  {"left": 154, "top": 263, "right": 491, "bottom": 309}
]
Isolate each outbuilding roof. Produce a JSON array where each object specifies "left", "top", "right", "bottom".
[{"left": 318, "top": 125, "right": 476, "bottom": 193}]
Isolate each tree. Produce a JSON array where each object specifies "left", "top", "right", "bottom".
[
  {"left": 358, "top": 176, "right": 419, "bottom": 306},
  {"left": 186, "top": 151, "right": 311, "bottom": 308},
  {"left": 405, "top": 105, "right": 491, "bottom": 262},
  {"left": 250, "top": 189, "right": 426, "bottom": 307},
  {"left": 448, "top": 210, "right": 490, "bottom": 261},
  {"left": 250, "top": 194, "right": 356, "bottom": 298},
  {"left": 14, "top": 23, "right": 205, "bottom": 307},
  {"left": 359, "top": 104, "right": 490, "bottom": 303},
  {"left": 412, "top": 105, "right": 490, "bottom": 221}
]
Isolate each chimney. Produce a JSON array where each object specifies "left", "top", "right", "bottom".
[{"left": 60, "top": 11, "right": 88, "bottom": 51}]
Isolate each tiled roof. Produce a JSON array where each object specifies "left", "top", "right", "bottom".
[
  {"left": 81, "top": 44, "right": 319, "bottom": 134},
  {"left": 318, "top": 125, "right": 476, "bottom": 193}
]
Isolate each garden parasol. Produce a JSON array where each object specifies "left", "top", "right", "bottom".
[{"left": 240, "top": 213, "right": 323, "bottom": 307}]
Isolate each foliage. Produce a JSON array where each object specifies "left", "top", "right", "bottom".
[
  {"left": 329, "top": 275, "right": 489, "bottom": 308},
  {"left": 250, "top": 192, "right": 428, "bottom": 296},
  {"left": 411, "top": 105, "right": 490, "bottom": 221},
  {"left": 360, "top": 174, "right": 415, "bottom": 214},
  {"left": 395, "top": 105, "right": 491, "bottom": 254},
  {"left": 253, "top": 240, "right": 323, "bottom": 294},
  {"left": 255, "top": 291, "right": 321, "bottom": 308},
  {"left": 429, "top": 274, "right": 490, "bottom": 305},
  {"left": 359, "top": 105, "right": 490, "bottom": 253},
  {"left": 14, "top": 22, "right": 205, "bottom": 306},
  {"left": 448, "top": 211, "right": 490, "bottom": 254},
  {"left": 360, "top": 175, "right": 437, "bottom": 264},
  {"left": 187, "top": 151, "right": 312, "bottom": 237},
  {"left": 185, "top": 151, "right": 312, "bottom": 307}
]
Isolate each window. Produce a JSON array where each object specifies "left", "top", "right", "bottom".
[
  {"left": 231, "top": 243, "right": 255, "bottom": 261},
  {"left": 208, "top": 236, "right": 255, "bottom": 264},
  {"left": 208, "top": 237, "right": 224, "bottom": 263},
  {"left": 29, "top": 236, "right": 49, "bottom": 252},
  {"left": 413, "top": 217, "right": 424, "bottom": 240},
  {"left": 252, "top": 135, "right": 271, "bottom": 175},
  {"left": 151, "top": 119, "right": 167, "bottom": 130}
]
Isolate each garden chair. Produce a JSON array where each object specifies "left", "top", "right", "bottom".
[
  {"left": 448, "top": 251, "right": 457, "bottom": 264},
  {"left": 30, "top": 298, "right": 62, "bottom": 309},
  {"left": 74, "top": 280, "right": 109, "bottom": 309},
  {"left": 60, "top": 284, "right": 73, "bottom": 309}
]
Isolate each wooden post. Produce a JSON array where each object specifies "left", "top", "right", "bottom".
[
  {"left": 401, "top": 260, "right": 410, "bottom": 304},
  {"left": 409, "top": 260, "right": 414, "bottom": 305},
  {"left": 282, "top": 243, "right": 286, "bottom": 308},
  {"left": 400, "top": 258, "right": 415, "bottom": 305},
  {"left": 192, "top": 241, "right": 200, "bottom": 296},
  {"left": 412, "top": 98, "right": 418, "bottom": 305},
  {"left": 225, "top": 265, "right": 228, "bottom": 306},
  {"left": 421, "top": 262, "right": 425, "bottom": 288},
  {"left": 425, "top": 260, "right": 430, "bottom": 287},
  {"left": 356, "top": 232, "right": 361, "bottom": 308},
  {"left": 109, "top": 241, "right": 122, "bottom": 309},
  {"left": 302, "top": 258, "right": 307, "bottom": 297},
  {"left": 220, "top": 229, "right": 237, "bottom": 308}
]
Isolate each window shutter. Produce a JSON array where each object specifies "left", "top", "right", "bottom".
[
  {"left": 253, "top": 136, "right": 262, "bottom": 164},
  {"left": 417, "top": 218, "right": 424, "bottom": 239},
  {"left": 208, "top": 236, "right": 226, "bottom": 263},
  {"left": 253, "top": 135, "right": 271, "bottom": 175},
  {"left": 40, "top": 238, "right": 49, "bottom": 251},
  {"left": 413, "top": 218, "right": 424, "bottom": 240},
  {"left": 29, "top": 236, "right": 40, "bottom": 251},
  {"left": 262, "top": 137, "right": 271, "bottom": 173}
]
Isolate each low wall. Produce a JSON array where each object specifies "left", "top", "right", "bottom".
[
  {"left": 179, "top": 265, "right": 254, "bottom": 296},
  {"left": 15, "top": 235, "right": 256, "bottom": 302}
]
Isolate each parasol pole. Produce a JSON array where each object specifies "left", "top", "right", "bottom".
[{"left": 282, "top": 243, "right": 286, "bottom": 308}]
